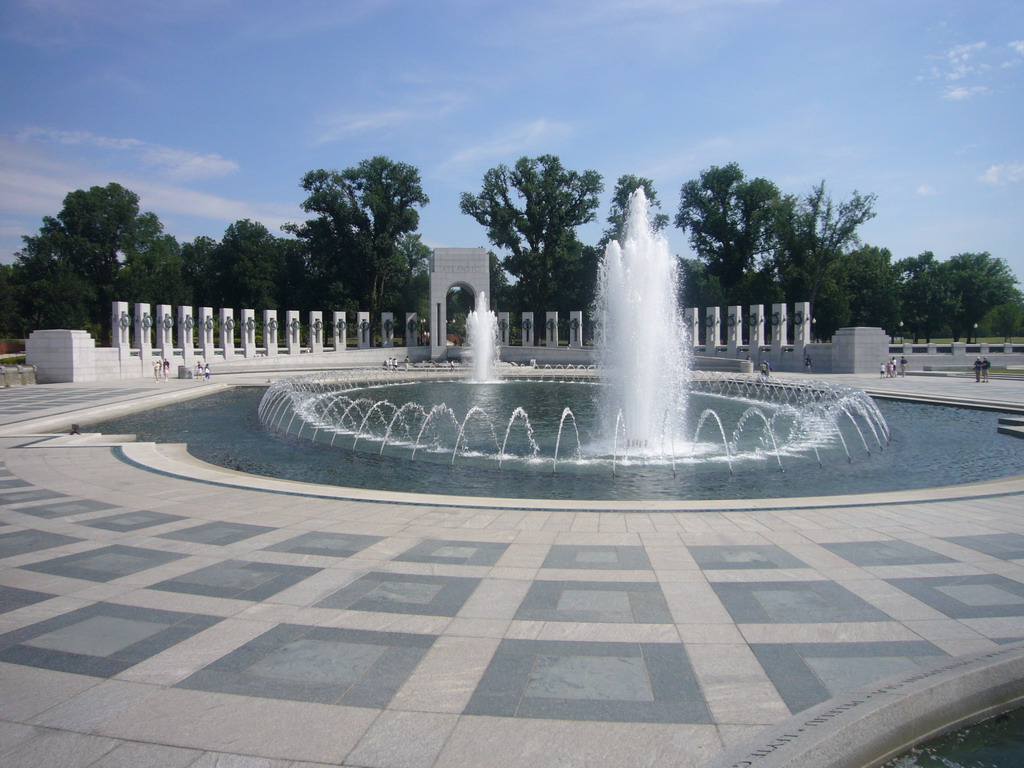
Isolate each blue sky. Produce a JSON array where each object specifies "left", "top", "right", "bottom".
[{"left": 1, "top": 0, "right": 1022, "bottom": 284}]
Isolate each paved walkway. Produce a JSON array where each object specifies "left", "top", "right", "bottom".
[{"left": 0, "top": 372, "right": 1022, "bottom": 767}]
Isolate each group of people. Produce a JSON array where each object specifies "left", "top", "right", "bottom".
[
  {"left": 151, "top": 359, "right": 170, "bottom": 382},
  {"left": 193, "top": 361, "right": 211, "bottom": 381},
  {"left": 973, "top": 356, "right": 992, "bottom": 382},
  {"left": 879, "top": 357, "right": 908, "bottom": 378},
  {"left": 382, "top": 357, "right": 409, "bottom": 371}
]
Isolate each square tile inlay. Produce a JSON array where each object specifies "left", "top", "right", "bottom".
[
  {"left": 157, "top": 521, "right": 275, "bottom": 546},
  {"left": 15, "top": 499, "right": 118, "bottom": 519},
  {"left": 711, "top": 580, "right": 891, "bottom": 623},
  {"left": 148, "top": 559, "right": 322, "bottom": 601},
  {"left": 541, "top": 545, "right": 652, "bottom": 570},
  {"left": 0, "top": 602, "right": 221, "bottom": 677},
  {"left": 0, "top": 529, "right": 83, "bottom": 558},
  {"left": 317, "top": 571, "right": 481, "bottom": 616},
  {"left": 688, "top": 544, "right": 808, "bottom": 570},
  {"left": 81, "top": 510, "right": 186, "bottom": 532},
  {"left": 394, "top": 539, "right": 509, "bottom": 566},
  {"left": 176, "top": 623, "right": 435, "bottom": 706},
  {"left": 0, "top": 585, "right": 56, "bottom": 614},
  {"left": 750, "top": 641, "right": 947, "bottom": 713},
  {"left": 264, "top": 531, "right": 384, "bottom": 558},
  {"left": 820, "top": 540, "right": 955, "bottom": 567},
  {"left": 941, "top": 534, "right": 1024, "bottom": 561},
  {"left": 20, "top": 545, "right": 187, "bottom": 582},
  {"left": 515, "top": 580, "right": 672, "bottom": 623},
  {"left": 465, "top": 638, "right": 711, "bottom": 723},
  {"left": 885, "top": 575, "right": 1024, "bottom": 619}
]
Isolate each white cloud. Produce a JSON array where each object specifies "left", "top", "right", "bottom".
[
  {"left": 916, "top": 184, "right": 936, "bottom": 196},
  {"left": 440, "top": 120, "right": 574, "bottom": 171},
  {"left": 978, "top": 163, "right": 1024, "bottom": 185},
  {"left": 1010, "top": 40, "right": 1024, "bottom": 55},
  {"left": 17, "top": 128, "right": 239, "bottom": 181},
  {"left": 945, "top": 41, "right": 988, "bottom": 80},
  {"left": 314, "top": 92, "right": 464, "bottom": 145},
  {"left": 943, "top": 84, "right": 989, "bottom": 100}
]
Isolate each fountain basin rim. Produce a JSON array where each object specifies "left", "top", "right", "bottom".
[{"left": 112, "top": 439, "right": 1024, "bottom": 513}]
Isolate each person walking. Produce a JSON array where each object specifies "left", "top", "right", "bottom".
[
  {"left": 973, "top": 357, "right": 983, "bottom": 382},
  {"left": 899, "top": 356, "right": 907, "bottom": 377},
  {"left": 981, "top": 357, "right": 990, "bottom": 383}
]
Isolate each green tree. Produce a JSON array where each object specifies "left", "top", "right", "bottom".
[
  {"left": 895, "top": 252, "right": 954, "bottom": 342},
  {"left": 775, "top": 181, "right": 877, "bottom": 308},
  {"left": 116, "top": 212, "right": 186, "bottom": 305},
  {"left": 209, "top": 220, "right": 288, "bottom": 310},
  {"left": 285, "top": 157, "right": 429, "bottom": 323},
  {"left": 602, "top": 174, "right": 669, "bottom": 247},
  {"left": 986, "top": 300, "right": 1022, "bottom": 341},
  {"left": 394, "top": 233, "right": 432, "bottom": 320},
  {"left": 180, "top": 235, "right": 218, "bottom": 309},
  {"left": 942, "top": 252, "right": 1019, "bottom": 341},
  {"left": 675, "top": 163, "right": 782, "bottom": 305},
  {"left": 459, "top": 154, "right": 603, "bottom": 315},
  {"left": 838, "top": 245, "right": 901, "bottom": 330}
]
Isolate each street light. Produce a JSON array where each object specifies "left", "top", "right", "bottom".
[{"left": 973, "top": 322, "right": 979, "bottom": 344}]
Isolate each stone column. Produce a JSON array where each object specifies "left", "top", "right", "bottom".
[
  {"left": 219, "top": 308, "right": 235, "bottom": 359},
  {"left": 405, "top": 313, "right": 419, "bottom": 347},
  {"left": 309, "top": 311, "right": 324, "bottom": 354},
  {"left": 521, "top": 313, "right": 535, "bottom": 346},
  {"left": 685, "top": 308, "right": 700, "bottom": 349},
  {"left": 241, "top": 309, "right": 256, "bottom": 358},
  {"left": 545, "top": 312, "right": 559, "bottom": 347},
  {"left": 792, "top": 301, "right": 811, "bottom": 358},
  {"left": 357, "top": 312, "right": 372, "bottom": 349},
  {"left": 381, "top": 313, "right": 394, "bottom": 348},
  {"left": 133, "top": 303, "right": 153, "bottom": 360},
  {"left": 497, "top": 312, "right": 510, "bottom": 346},
  {"left": 263, "top": 309, "right": 279, "bottom": 356},
  {"left": 333, "top": 312, "right": 347, "bottom": 351},
  {"left": 198, "top": 307, "right": 215, "bottom": 362},
  {"left": 568, "top": 311, "right": 583, "bottom": 349},
  {"left": 771, "top": 302, "right": 789, "bottom": 352},
  {"left": 726, "top": 305, "right": 741, "bottom": 356},
  {"left": 285, "top": 310, "right": 301, "bottom": 355},
  {"left": 705, "top": 306, "right": 721, "bottom": 349},
  {"left": 156, "top": 304, "right": 173, "bottom": 358},
  {"left": 112, "top": 301, "right": 131, "bottom": 354},
  {"left": 177, "top": 305, "right": 195, "bottom": 363},
  {"left": 749, "top": 305, "right": 766, "bottom": 349}
]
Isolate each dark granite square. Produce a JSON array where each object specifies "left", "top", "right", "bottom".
[
  {"left": 0, "top": 602, "right": 221, "bottom": 677},
  {"left": 264, "top": 531, "right": 384, "bottom": 558},
  {"left": 711, "top": 580, "right": 891, "bottom": 623},
  {"left": 515, "top": 580, "right": 672, "bottom": 623},
  {"left": 394, "top": 539, "right": 509, "bottom": 566},
  {"left": 820, "top": 540, "right": 956, "bottom": 567},
  {"left": 885, "top": 575, "right": 1024, "bottom": 619},
  {"left": 0, "top": 489, "right": 68, "bottom": 506},
  {"left": 81, "top": 510, "right": 186, "bottom": 532},
  {"left": 148, "top": 559, "right": 322, "bottom": 601},
  {"left": 0, "top": 529, "right": 83, "bottom": 558},
  {"left": 0, "top": 585, "right": 56, "bottom": 614},
  {"left": 157, "top": 521, "right": 275, "bottom": 546},
  {"left": 750, "top": 641, "right": 947, "bottom": 713},
  {"left": 465, "top": 638, "right": 711, "bottom": 723},
  {"left": 177, "top": 623, "right": 435, "bottom": 706},
  {"left": 687, "top": 544, "right": 808, "bottom": 570},
  {"left": 15, "top": 499, "right": 119, "bottom": 519},
  {"left": 941, "top": 534, "right": 1024, "bottom": 561},
  {"left": 541, "top": 545, "right": 652, "bottom": 570},
  {"left": 20, "top": 545, "right": 187, "bottom": 582},
  {"left": 0, "top": 478, "right": 31, "bottom": 490},
  {"left": 317, "top": 571, "right": 481, "bottom": 616}
]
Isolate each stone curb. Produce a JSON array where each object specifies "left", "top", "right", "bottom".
[{"left": 702, "top": 641, "right": 1024, "bottom": 768}]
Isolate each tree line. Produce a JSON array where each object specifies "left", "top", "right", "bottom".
[{"left": 3, "top": 155, "right": 1020, "bottom": 344}]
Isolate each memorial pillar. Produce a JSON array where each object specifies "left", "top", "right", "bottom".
[
  {"left": 155, "top": 304, "right": 173, "bottom": 359},
  {"left": 285, "top": 310, "right": 301, "bottom": 355},
  {"left": 263, "top": 309, "right": 278, "bottom": 356},
  {"left": 685, "top": 307, "right": 699, "bottom": 349},
  {"left": 726, "top": 305, "right": 741, "bottom": 356},
  {"left": 705, "top": 306, "right": 721, "bottom": 350},
  {"left": 309, "top": 311, "right": 324, "bottom": 354},
  {"left": 332, "top": 312, "right": 347, "bottom": 351},
  {"left": 545, "top": 312, "right": 559, "bottom": 347},
  {"left": 405, "top": 313, "right": 419, "bottom": 347},
  {"left": 568, "top": 311, "right": 583, "bottom": 349},
  {"left": 749, "top": 305, "right": 766, "bottom": 350},
  {"left": 198, "top": 307, "right": 215, "bottom": 362},
  {"left": 133, "top": 303, "right": 153, "bottom": 361},
  {"left": 497, "top": 312, "right": 510, "bottom": 346},
  {"left": 793, "top": 301, "right": 811, "bottom": 360},
  {"left": 219, "top": 308, "right": 235, "bottom": 359},
  {"left": 177, "top": 305, "right": 195, "bottom": 363},
  {"left": 112, "top": 301, "right": 131, "bottom": 355},
  {"left": 241, "top": 309, "right": 256, "bottom": 358},
  {"left": 521, "top": 313, "right": 535, "bottom": 347},
  {"left": 771, "top": 302, "right": 789, "bottom": 353},
  {"left": 381, "top": 312, "right": 394, "bottom": 348},
  {"left": 357, "top": 312, "right": 372, "bottom": 349}
]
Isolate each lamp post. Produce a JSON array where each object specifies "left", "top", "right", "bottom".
[{"left": 973, "top": 322, "right": 979, "bottom": 344}]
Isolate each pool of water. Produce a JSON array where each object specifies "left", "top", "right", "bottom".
[
  {"left": 86, "top": 385, "right": 1024, "bottom": 502},
  {"left": 884, "top": 707, "right": 1024, "bottom": 767}
]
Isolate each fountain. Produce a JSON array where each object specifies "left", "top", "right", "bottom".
[
  {"left": 466, "top": 291, "right": 499, "bottom": 383},
  {"left": 255, "top": 190, "right": 893, "bottom": 500}
]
